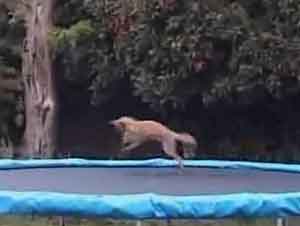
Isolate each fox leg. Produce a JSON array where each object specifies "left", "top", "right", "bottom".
[
  {"left": 121, "top": 141, "right": 142, "bottom": 152},
  {"left": 162, "top": 137, "right": 184, "bottom": 170}
]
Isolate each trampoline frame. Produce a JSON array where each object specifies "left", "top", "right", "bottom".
[{"left": 0, "top": 158, "right": 299, "bottom": 221}]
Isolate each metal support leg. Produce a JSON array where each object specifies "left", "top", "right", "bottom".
[
  {"left": 276, "top": 218, "right": 288, "bottom": 226},
  {"left": 136, "top": 220, "right": 142, "bottom": 226},
  {"left": 166, "top": 219, "right": 171, "bottom": 226},
  {"left": 31, "top": 212, "right": 35, "bottom": 221},
  {"left": 59, "top": 216, "right": 65, "bottom": 226}
]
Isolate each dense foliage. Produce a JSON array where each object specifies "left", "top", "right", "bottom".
[
  {"left": 2, "top": 0, "right": 300, "bottom": 160},
  {"left": 0, "top": 1, "right": 24, "bottom": 154},
  {"left": 53, "top": 0, "right": 300, "bottom": 110}
]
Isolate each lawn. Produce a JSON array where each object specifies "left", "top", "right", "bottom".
[{"left": 0, "top": 216, "right": 298, "bottom": 226}]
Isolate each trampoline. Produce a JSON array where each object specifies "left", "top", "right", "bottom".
[{"left": 0, "top": 158, "right": 300, "bottom": 219}]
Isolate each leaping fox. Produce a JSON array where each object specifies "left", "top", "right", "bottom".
[{"left": 109, "top": 116, "right": 197, "bottom": 169}]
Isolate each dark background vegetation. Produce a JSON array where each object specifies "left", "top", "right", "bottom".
[{"left": 1, "top": 0, "right": 300, "bottom": 162}]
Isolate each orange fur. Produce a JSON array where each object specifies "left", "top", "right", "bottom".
[{"left": 109, "top": 116, "right": 197, "bottom": 169}]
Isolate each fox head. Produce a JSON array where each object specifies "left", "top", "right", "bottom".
[{"left": 109, "top": 116, "right": 137, "bottom": 132}]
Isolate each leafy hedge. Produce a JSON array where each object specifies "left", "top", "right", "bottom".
[
  {"left": 50, "top": 0, "right": 300, "bottom": 161},
  {"left": 53, "top": 0, "right": 300, "bottom": 111},
  {"left": 0, "top": 1, "right": 24, "bottom": 154},
  {"left": 2, "top": 0, "right": 300, "bottom": 161}
]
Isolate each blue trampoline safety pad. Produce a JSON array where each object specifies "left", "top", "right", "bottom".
[{"left": 0, "top": 158, "right": 300, "bottom": 219}]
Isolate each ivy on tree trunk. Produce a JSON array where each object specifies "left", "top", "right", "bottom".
[{"left": 20, "top": 0, "right": 58, "bottom": 158}]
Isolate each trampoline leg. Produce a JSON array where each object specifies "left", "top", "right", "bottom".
[
  {"left": 166, "top": 219, "right": 172, "bottom": 226},
  {"left": 136, "top": 220, "right": 142, "bottom": 226},
  {"left": 59, "top": 216, "right": 65, "bottom": 226},
  {"left": 276, "top": 218, "right": 288, "bottom": 226}
]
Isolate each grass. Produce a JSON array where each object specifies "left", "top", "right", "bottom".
[{"left": 0, "top": 216, "right": 299, "bottom": 226}]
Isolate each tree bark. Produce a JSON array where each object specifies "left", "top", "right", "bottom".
[{"left": 19, "top": 0, "right": 58, "bottom": 158}]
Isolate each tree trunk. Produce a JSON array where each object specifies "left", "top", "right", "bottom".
[{"left": 19, "top": 0, "right": 58, "bottom": 158}]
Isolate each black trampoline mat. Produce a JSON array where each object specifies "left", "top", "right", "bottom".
[{"left": 0, "top": 167, "right": 300, "bottom": 196}]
